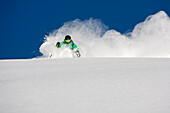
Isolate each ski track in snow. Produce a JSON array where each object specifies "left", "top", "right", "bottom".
[{"left": 0, "top": 58, "right": 170, "bottom": 113}]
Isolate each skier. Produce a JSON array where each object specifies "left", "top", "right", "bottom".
[{"left": 56, "top": 35, "right": 81, "bottom": 57}]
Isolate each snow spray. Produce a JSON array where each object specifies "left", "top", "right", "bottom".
[{"left": 40, "top": 11, "right": 170, "bottom": 58}]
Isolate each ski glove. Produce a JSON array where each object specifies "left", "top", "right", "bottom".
[
  {"left": 56, "top": 42, "right": 60, "bottom": 47},
  {"left": 75, "top": 50, "right": 81, "bottom": 57}
]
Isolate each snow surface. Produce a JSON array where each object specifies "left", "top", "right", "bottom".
[{"left": 0, "top": 58, "right": 170, "bottom": 113}]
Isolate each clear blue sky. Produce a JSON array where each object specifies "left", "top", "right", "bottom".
[{"left": 0, "top": 0, "right": 169, "bottom": 59}]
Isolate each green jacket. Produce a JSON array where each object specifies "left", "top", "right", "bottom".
[{"left": 59, "top": 39, "right": 79, "bottom": 50}]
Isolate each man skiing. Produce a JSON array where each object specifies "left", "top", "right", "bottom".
[{"left": 56, "top": 35, "right": 81, "bottom": 57}]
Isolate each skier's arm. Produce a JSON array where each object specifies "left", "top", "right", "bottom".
[
  {"left": 72, "top": 43, "right": 81, "bottom": 57},
  {"left": 73, "top": 43, "right": 79, "bottom": 50}
]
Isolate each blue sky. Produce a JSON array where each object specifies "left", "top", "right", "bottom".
[{"left": 0, "top": 0, "right": 170, "bottom": 59}]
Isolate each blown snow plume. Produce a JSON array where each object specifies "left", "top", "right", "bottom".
[{"left": 39, "top": 11, "right": 170, "bottom": 58}]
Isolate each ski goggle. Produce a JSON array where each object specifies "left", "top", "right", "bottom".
[{"left": 65, "top": 40, "right": 71, "bottom": 43}]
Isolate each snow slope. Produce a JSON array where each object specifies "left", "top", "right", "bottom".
[{"left": 0, "top": 58, "right": 170, "bottom": 113}]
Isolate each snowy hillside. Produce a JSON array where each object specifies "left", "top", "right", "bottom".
[{"left": 0, "top": 58, "right": 170, "bottom": 113}]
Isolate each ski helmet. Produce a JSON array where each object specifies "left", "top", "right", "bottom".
[{"left": 65, "top": 35, "right": 71, "bottom": 40}]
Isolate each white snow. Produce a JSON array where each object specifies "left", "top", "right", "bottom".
[
  {"left": 40, "top": 11, "right": 170, "bottom": 58},
  {"left": 0, "top": 58, "right": 170, "bottom": 113}
]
